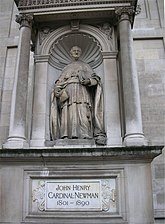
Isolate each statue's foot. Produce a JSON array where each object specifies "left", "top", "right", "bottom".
[
  {"left": 61, "top": 136, "right": 68, "bottom": 139},
  {"left": 95, "top": 135, "right": 106, "bottom": 145}
]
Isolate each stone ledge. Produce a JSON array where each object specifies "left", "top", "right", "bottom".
[
  {"left": 0, "top": 146, "right": 163, "bottom": 163},
  {"left": 154, "top": 209, "right": 165, "bottom": 218}
]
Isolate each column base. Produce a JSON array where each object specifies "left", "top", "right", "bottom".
[
  {"left": 124, "top": 134, "right": 148, "bottom": 147},
  {"left": 3, "top": 137, "right": 29, "bottom": 149}
]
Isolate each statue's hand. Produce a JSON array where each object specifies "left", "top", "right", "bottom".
[
  {"left": 54, "top": 86, "right": 62, "bottom": 97},
  {"left": 81, "top": 79, "right": 90, "bottom": 86}
]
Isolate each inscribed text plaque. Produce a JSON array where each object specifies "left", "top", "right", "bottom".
[
  {"left": 32, "top": 178, "right": 117, "bottom": 212},
  {"left": 45, "top": 180, "right": 101, "bottom": 211}
]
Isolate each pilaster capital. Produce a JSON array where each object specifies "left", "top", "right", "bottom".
[
  {"left": 115, "top": 6, "right": 135, "bottom": 23},
  {"left": 16, "top": 13, "right": 33, "bottom": 29}
]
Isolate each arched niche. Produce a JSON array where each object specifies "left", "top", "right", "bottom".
[
  {"left": 39, "top": 24, "right": 113, "bottom": 55},
  {"left": 30, "top": 24, "right": 122, "bottom": 147}
]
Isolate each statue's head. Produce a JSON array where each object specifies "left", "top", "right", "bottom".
[{"left": 70, "top": 46, "right": 82, "bottom": 60}]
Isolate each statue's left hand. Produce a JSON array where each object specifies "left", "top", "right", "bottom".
[
  {"left": 81, "top": 79, "right": 90, "bottom": 85},
  {"left": 54, "top": 86, "right": 62, "bottom": 97}
]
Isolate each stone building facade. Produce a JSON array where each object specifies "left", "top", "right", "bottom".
[
  {"left": 132, "top": 1, "right": 165, "bottom": 222},
  {"left": 0, "top": 0, "right": 164, "bottom": 223}
]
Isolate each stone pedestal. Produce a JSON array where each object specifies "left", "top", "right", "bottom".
[
  {"left": 46, "top": 139, "right": 96, "bottom": 147},
  {"left": 0, "top": 146, "right": 162, "bottom": 224}
]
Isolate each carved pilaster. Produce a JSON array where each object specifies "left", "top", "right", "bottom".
[{"left": 15, "top": 13, "right": 33, "bottom": 29}]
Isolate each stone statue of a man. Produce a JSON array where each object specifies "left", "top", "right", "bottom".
[{"left": 50, "top": 46, "right": 106, "bottom": 145}]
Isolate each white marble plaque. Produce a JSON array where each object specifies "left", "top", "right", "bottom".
[
  {"left": 32, "top": 178, "right": 117, "bottom": 212},
  {"left": 45, "top": 180, "right": 101, "bottom": 211}
]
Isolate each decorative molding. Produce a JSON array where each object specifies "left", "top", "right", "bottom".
[
  {"left": 32, "top": 180, "right": 45, "bottom": 211},
  {"left": 115, "top": 6, "right": 135, "bottom": 16},
  {"left": 39, "top": 26, "right": 54, "bottom": 45},
  {"left": 32, "top": 179, "right": 116, "bottom": 213},
  {"left": 18, "top": 0, "right": 136, "bottom": 10},
  {"left": 48, "top": 32, "right": 103, "bottom": 70},
  {"left": 34, "top": 54, "right": 49, "bottom": 63},
  {"left": 101, "top": 51, "right": 118, "bottom": 59},
  {"left": 101, "top": 179, "right": 116, "bottom": 212},
  {"left": 70, "top": 20, "right": 80, "bottom": 32},
  {"left": 115, "top": 6, "right": 135, "bottom": 23},
  {"left": 15, "top": 13, "right": 33, "bottom": 28},
  {"left": 98, "top": 23, "right": 113, "bottom": 40},
  {"left": 39, "top": 24, "right": 114, "bottom": 58}
]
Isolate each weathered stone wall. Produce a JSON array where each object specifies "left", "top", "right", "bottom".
[
  {"left": 0, "top": 0, "right": 34, "bottom": 147},
  {"left": 133, "top": 1, "right": 165, "bottom": 221},
  {"left": 133, "top": 0, "right": 165, "bottom": 146},
  {"left": 0, "top": 1, "right": 18, "bottom": 146}
]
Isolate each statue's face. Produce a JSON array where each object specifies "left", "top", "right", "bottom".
[{"left": 70, "top": 46, "right": 82, "bottom": 60}]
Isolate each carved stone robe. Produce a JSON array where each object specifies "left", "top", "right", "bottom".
[{"left": 50, "top": 60, "right": 106, "bottom": 144}]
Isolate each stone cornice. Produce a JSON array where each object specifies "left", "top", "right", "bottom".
[
  {"left": 17, "top": 0, "right": 137, "bottom": 11},
  {"left": 15, "top": 0, "right": 137, "bottom": 26},
  {"left": 14, "top": 1, "right": 138, "bottom": 27},
  {"left": 0, "top": 146, "right": 163, "bottom": 163}
]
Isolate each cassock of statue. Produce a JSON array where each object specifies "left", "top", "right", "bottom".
[{"left": 50, "top": 46, "right": 106, "bottom": 145}]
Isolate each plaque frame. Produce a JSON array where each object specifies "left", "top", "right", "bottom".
[{"left": 23, "top": 167, "right": 126, "bottom": 222}]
